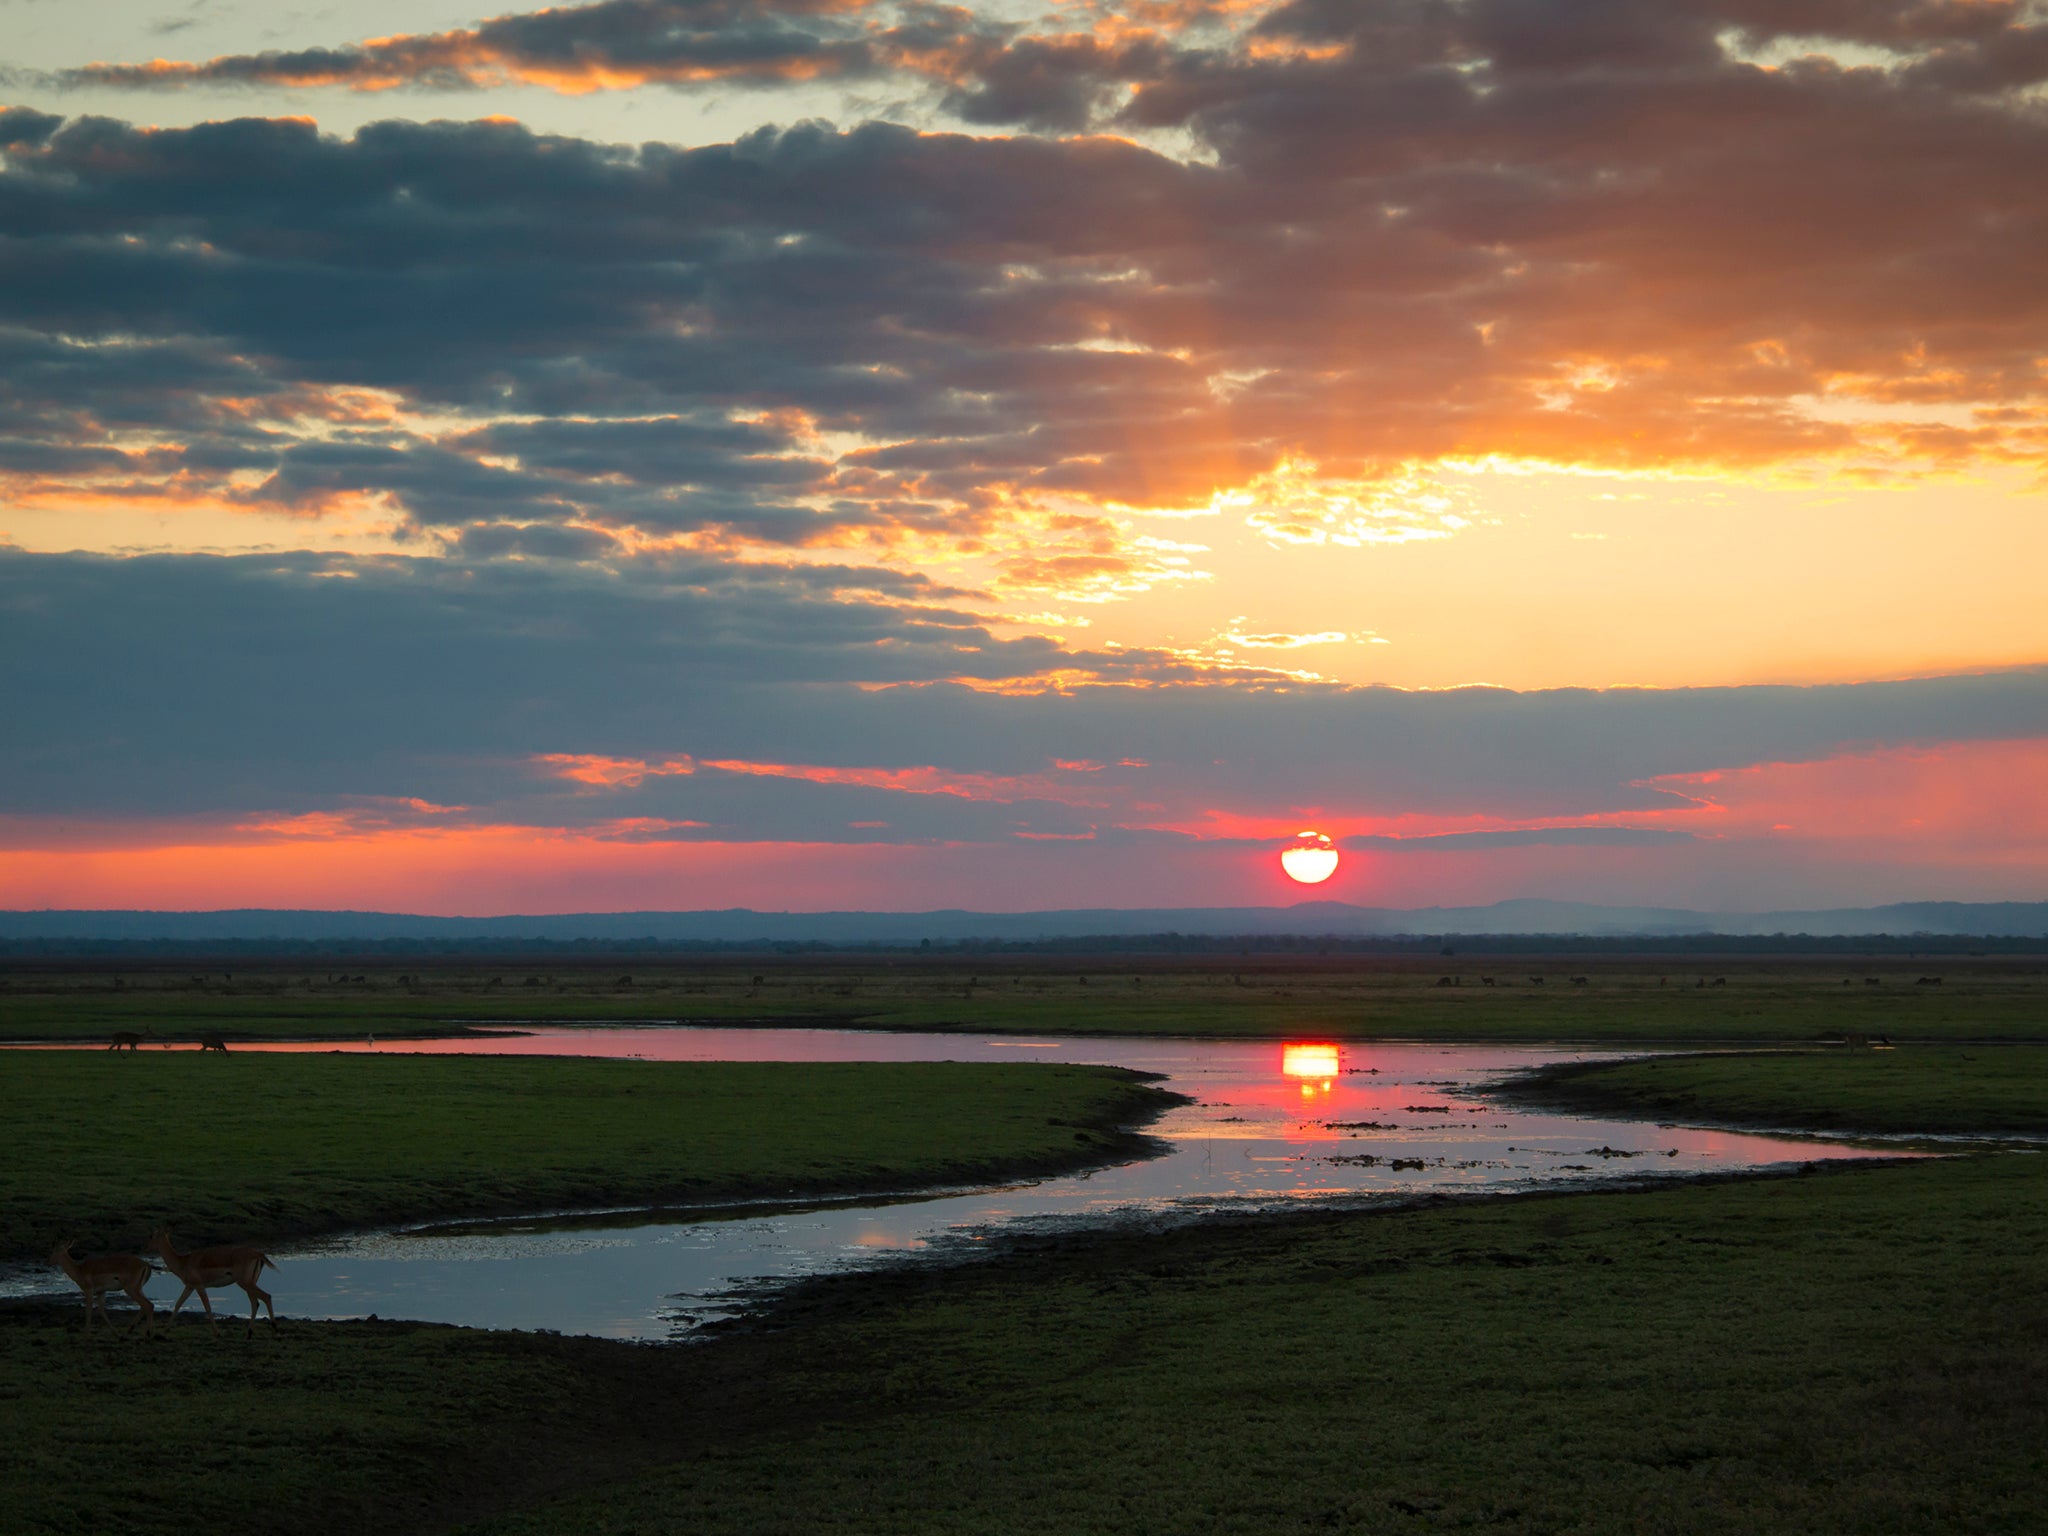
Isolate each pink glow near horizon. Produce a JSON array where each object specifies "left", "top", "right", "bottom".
[{"left": 4, "top": 737, "right": 2046, "bottom": 913}]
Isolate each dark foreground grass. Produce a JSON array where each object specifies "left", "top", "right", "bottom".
[
  {"left": 0, "top": 1053, "right": 1174, "bottom": 1262},
  {"left": 0, "top": 1315, "right": 691, "bottom": 1535},
  {"left": 1501, "top": 1043, "right": 2048, "bottom": 1136},
  {"left": 471, "top": 1155, "right": 2048, "bottom": 1536},
  {"left": 8, "top": 957, "right": 2048, "bottom": 1044},
  {"left": 8, "top": 1154, "right": 2044, "bottom": 1535}
]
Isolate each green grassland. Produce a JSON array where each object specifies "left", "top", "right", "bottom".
[
  {"left": 0, "top": 1053, "right": 1174, "bottom": 1262},
  {"left": 1499, "top": 1042, "right": 2048, "bottom": 1137},
  {"left": 0, "top": 1313, "right": 702, "bottom": 1535},
  {"left": 6, "top": 956, "right": 2048, "bottom": 1043},
  {"left": 478, "top": 1154, "right": 2048, "bottom": 1536},
  {"left": 10, "top": 996, "right": 2048, "bottom": 1534},
  {"left": 9, "top": 1152, "right": 2043, "bottom": 1536}
]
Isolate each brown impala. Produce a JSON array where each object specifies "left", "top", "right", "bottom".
[
  {"left": 149, "top": 1228, "right": 278, "bottom": 1333},
  {"left": 50, "top": 1240, "right": 158, "bottom": 1332}
]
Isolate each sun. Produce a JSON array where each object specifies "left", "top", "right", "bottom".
[{"left": 1279, "top": 829, "right": 1339, "bottom": 885}]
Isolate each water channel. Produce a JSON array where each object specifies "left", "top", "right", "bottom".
[{"left": 9, "top": 1027, "right": 1888, "bottom": 1338}]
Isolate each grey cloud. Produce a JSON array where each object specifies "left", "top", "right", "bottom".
[
  {"left": 4, "top": 550, "right": 2044, "bottom": 839},
  {"left": 51, "top": 0, "right": 1024, "bottom": 104},
  {"left": 495, "top": 763, "right": 1103, "bottom": 843},
  {"left": 9, "top": 27, "right": 2045, "bottom": 558},
  {"left": 0, "top": 547, "right": 1212, "bottom": 819},
  {"left": 1347, "top": 827, "right": 1696, "bottom": 851},
  {"left": 0, "top": 106, "right": 62, "bottom": 146},
  {"left": 1085, "top": 825, "right": 1698, "bottom": 852},
  {"left": 2, "top": 2, "right": 2046, "bottom": 833},
  {"left": 455, "top": 522, "right": 626, "bottom": 560},
  {"left": 63, "top": 1, "right": 908, "bottom": 93}
]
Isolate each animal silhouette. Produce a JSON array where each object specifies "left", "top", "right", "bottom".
[
  {"left": 150, "top": 1228, "right": 278, "bottom": 1333},
  {"left": 50, "top": 1240, "right": 157, "bottom": 1332}
]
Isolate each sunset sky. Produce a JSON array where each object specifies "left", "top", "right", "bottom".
[{"left": 3, "top": 0, "right": 2046, "bottom": 915}]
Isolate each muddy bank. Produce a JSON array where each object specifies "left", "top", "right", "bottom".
[{"left": 706, "top": 1151, "right": 1910, "bottom": 1340}]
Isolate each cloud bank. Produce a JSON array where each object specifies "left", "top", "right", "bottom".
[{"left": 5, "top": 0, "right": 2047, "bottom": 909}]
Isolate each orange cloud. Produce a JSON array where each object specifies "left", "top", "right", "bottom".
[
  {"left": 698, "top": 757, "right": 1118, "bottom": 805},
  {"left": 8, "top": 737, "right": 2048, "bottom": 913},
  {"left": 538, "top": 753, "right": 696, "bottom": 788}
]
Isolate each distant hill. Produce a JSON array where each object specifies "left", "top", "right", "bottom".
[{"left": 2, "top": 899, "right": 2044, "bottom": 945}]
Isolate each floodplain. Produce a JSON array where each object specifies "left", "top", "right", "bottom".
[
  {"left": 3, "top": 955, "right": 2046, "bottom": 1534},
  {"left": 6, "top": 952, "right": 2048, "bottom": 1045}
]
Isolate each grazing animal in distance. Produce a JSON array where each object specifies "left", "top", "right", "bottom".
[
  {"left": 1435, "top": 975, "right": 1454, "bottom": 987},
  {"left": 50, "top": 1240, "right": 157, "bottom": 1332},
  {"left": 149, "top": 1228, "right": 277, "bottom": 1333},
  {"left": 196, "top": 1031, "right": 228, "bottom": 1053},
  {"left": 1570, "top": 976, "right": 1590, "bottom": 986}
]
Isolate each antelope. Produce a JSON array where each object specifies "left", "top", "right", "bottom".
[
  {"left": 50, "top": 1240, "right": 157, "bottom": 1332},
  {"left": 196, "top": 1031, "right": 228, "bottom": 1053},
  {"left": 108, "top": 1025, "right": 155, "bottom": 1051},
  {"left": 149, "top": 1228, "right": 278, "bottom": 1333}
]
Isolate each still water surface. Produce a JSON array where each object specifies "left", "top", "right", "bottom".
[{"left": 14, "top": 1028, "right": 1885, "bottom": 1337}]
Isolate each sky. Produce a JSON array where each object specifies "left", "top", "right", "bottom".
[{"left": 2, "top": 0, "right": 2046, "bottom": 916}]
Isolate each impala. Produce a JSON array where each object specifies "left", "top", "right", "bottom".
[
  {"left": 149, "top": 1228, "right": 278, "bottom": 1333},
  {"left": 50, "top": 1240, "right": 157, "bottom": 1332},
  {"left": 107, "top": 1026, "right": 155, "bottom": 1051}
]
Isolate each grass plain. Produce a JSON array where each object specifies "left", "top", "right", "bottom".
[
  {"left": 8, "top": 1152, "right": 2042, "bottom": 1536},
  {"left": 6, "top": 963, "right": 2048, "bottom": 1535},
  {"left": 1501, "top": 1043, "right": 2048, "bottom": 1137},
  {"left": 0, "top": 1052, "right": 1174, "bottom": 1263},
  {"left": 5, "top": 954, "right": 2048, "bottom": 1044},
  {"left": 477, "top": 1154, "right": 2048, "bottom": 1536}
]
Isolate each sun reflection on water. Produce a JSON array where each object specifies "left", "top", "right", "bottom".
[{"left": 1282, "top": 1042, "right": 1340, "bottom": 1097}]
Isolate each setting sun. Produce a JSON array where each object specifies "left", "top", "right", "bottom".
[{"left": 1280, "top": 831, "right": 1340, "bottom": 885}]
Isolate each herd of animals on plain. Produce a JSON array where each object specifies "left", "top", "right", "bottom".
[
  {"left": 52, "top": 1027, "right": 274, "bottom": 1332},
  {"left": 106, "top": 1025, "right": 228, "bottom": 1051},
  {"left": 50, "top": 1230, "right": 277, "bottom": 1335}
]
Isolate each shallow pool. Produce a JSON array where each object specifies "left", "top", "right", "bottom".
[{"left": 10, "top": 1028, "right": 1886, "bottom": 1337}]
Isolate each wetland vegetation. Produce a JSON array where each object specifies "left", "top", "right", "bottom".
[
  {"left": 6, "top": 954, "right": 2048, "bottom": 1045},
  {"left": 1502, "top": 1043, "right": 2048, "bottom": 1138},
  {"left": 6, "top": 957, "right": 2047, "bottom": 1534},
  {"left": 9, "top": 1151, "right": 2042, "bottom": 1535},
  {"left": 0, "top": 1053, "right": 1173, "bottom": 1263}
]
